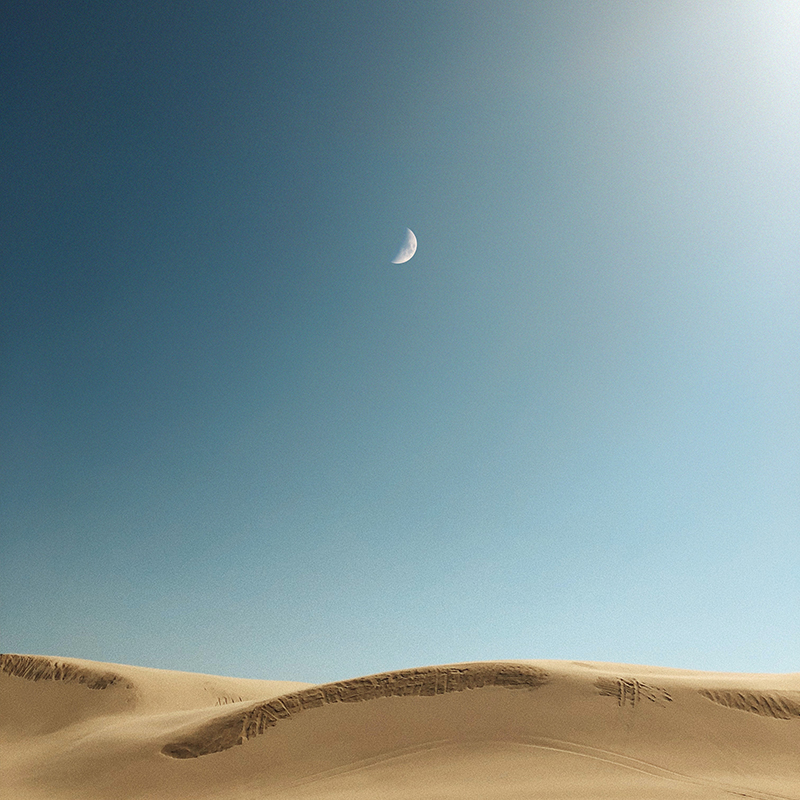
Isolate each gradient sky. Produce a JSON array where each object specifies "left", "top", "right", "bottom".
[{"left": 2, "top": 1, "right": 799, "bottom": 684}]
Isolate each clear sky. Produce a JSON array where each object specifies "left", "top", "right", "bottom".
[{"left": 2, "top": 1, "right": 798, "bottom": 684}]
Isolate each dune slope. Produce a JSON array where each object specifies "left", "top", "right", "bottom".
[{"left": 2, "top": 654, "right": 799, "bottom": 799}]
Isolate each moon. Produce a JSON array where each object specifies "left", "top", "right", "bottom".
[{"left": 391, "top": 228, "right": 417, "bottom": 264}]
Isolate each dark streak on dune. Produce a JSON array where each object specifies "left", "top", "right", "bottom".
[
  {"left": 699, "top": 689, "right": 800, "bottom": 720},
  {"left": 596, "top": 677, "right": 672, "bottom": 707},
  {"left": 0, "top": 654, "right": 132, "bottom": 691},
  {"left": 162, "top": 663, "right": 550, "bottom": 759}
]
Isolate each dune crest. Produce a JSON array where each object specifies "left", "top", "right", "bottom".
[
  {"left": 0, "top": 654, "right": 132, "bottom": 691},
  {"left": 699, "top": 688, "right": 800, "bottom": 720},
  {"left": 163, "top": 662, "right": 550, "bottom": 758}
]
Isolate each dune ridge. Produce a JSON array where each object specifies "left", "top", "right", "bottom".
[
  {"left": 163, "top": 662, "right": 550, "bottom": 758},
  {"left": 3, "top": 655, "right": 800, "bottom": 800},
  {"left": 0, "top": 654, "right": 132, "bottom": 691},
  {"left": 699, "top": 688, "right": 800, "bottom": 720}
]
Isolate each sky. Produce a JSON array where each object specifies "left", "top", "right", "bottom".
[{"left": 2, "top": 1, "right": 799, "bottom": 684}]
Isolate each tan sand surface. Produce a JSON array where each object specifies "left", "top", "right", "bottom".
[{"left": 2, "top": 653, "right": 799, "bottom": 799}]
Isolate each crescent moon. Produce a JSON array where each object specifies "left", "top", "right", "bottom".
[{"left": 391, "top": 228, "right": 417, "bottom": 264}]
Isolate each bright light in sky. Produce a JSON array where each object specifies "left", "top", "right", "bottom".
[{"left": 1, "top": 1, "right": 798, "bottom": 683}]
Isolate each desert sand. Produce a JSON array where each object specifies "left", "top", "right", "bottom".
[{"left": 1, "top": 653, "right": 799, "bottom": 799}]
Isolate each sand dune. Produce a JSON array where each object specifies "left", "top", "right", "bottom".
[{"left": 2, "top": 654, "right": 799, "bottom": 799}]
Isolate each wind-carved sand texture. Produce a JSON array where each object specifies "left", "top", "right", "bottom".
[
  {"left": 699, "top": 688, "right": 800, "bottom": 720},
  {"left": 214, "top": 694, "right": 245, "bottom": 706},
  {"left": 595, "top": 677, "right": 673, "bottom": 708},
  {"left": 162, "top": 663, "right": 550, "bottom": 759},
  {"left": 0, "top": 654, "right": 132, "bottom": 691}
]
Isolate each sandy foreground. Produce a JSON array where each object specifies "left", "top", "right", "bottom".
[{"left": 1, "top": 654, "right": 799, "bottom": 799}]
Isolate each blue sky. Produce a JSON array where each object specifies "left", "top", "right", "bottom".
[{"left": 2, "top": 1, "right": 798, "bottom": 683}]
